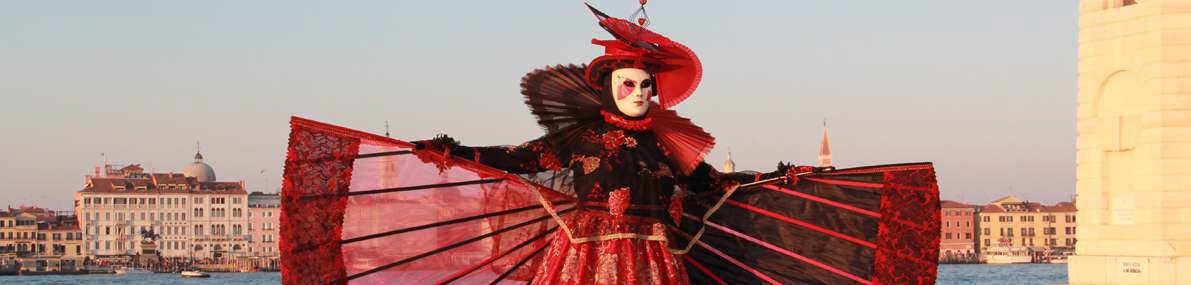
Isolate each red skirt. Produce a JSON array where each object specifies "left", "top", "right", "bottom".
[{"left": 532, "top": 231, "right": 689, "bottom": 285}]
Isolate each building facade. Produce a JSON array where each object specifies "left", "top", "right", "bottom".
[
  {"left": 1071, "top": 0, "right": 1191, "bottom": 283},
  {"left": 976, "top": 196, "right": 1077, "bottom": 255},
  {"left": 939, "top": 200, "right": 979, "bottom": 262},
  {"left": 0, "top": 212, "right": 38, "bottom": 257},
  {"left": 75, "top": 151, "right": 250, "bottom": 260},
  {"left": 0, "top": 208, "right": 84, "bottom": 272},
  {"left": 246, "top": 192, "right": 279, "bottom": 259}
]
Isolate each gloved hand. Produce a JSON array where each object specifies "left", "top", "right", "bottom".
[
  {"left": 784, "top": 165, "right": 834, "bottom": 184},
  {"left": 411, "top": 134, "right": 460, "bottom": 171}
]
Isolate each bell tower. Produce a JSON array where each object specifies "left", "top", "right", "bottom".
[
  {"left": 1070, "top": 0, "right": 1191, "bottom": 283},
  {"left": 819, "top": 120, "right": 832, "bottom": 167}
]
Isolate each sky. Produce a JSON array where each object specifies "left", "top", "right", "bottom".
[{"left": 0, "top": 1, "right": 1077, "bottom": 210}]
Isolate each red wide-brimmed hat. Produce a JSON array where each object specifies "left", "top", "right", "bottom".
[{"left": 584, "top": 4, "right": 702, "bottom": 110}]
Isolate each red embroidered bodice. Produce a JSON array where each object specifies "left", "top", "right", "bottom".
[{"left": 439, "top": 121, "right": 783, "bottom": 248}]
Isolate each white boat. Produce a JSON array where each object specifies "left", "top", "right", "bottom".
[
  {"left": 114, "top": 267, "right": 152, "bottom": 275},
  {"left": 983, "top": 246, "right": 1032, "bottom": 264},
  {"left": 180, "top": 270, "right": 211, "bottom": 278}
]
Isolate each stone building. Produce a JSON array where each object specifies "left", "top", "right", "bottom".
[
  {"left": 0, "top": 208, "right": 84, "bottom": 272},
  {"left": 246, "top": 192, "right": 279, "bottom": 260},
  {"left": 976, "top": 196, "right": 1077, "bottom": 255},
  {"left": 1070, "top": 0, "right": 1191, "bottom": 283},
  {"left": 75, "top": 151, "right": 249, "bottom": 260},
  {"left": 939, "top": 200, "right": 979, "bottom": 262}
]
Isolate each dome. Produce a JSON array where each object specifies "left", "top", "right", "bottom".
[{"left": 183, "top": 151, "right": 216, "bottom": 182}]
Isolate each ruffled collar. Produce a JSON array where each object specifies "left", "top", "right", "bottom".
[{"left": 601, "top": 110, "right": 653, "bottom": 131}]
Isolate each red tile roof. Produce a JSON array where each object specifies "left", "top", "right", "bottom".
[
  {"left": 1041, "top": 202, "right": 1077, "bottom": 212},
  {"left": 82, "top": 175, "right": 245, "bottom": 195},
  {"left": 941, "top": 200, "right": 976, "bottom": 208},
  {"left": 981, "top": 205, "right": 1005, "bottom": 212}
]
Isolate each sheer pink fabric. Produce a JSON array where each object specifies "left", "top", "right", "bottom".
[{"left": 282, "top": 117, "right": 572, "bottom": 285}]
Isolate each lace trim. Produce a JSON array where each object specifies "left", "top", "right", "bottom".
[{"left": 601, "top": 110, "right": 652, "bottom": 131}]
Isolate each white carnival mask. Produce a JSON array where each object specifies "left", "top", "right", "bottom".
[{"left": 610, "top": 68, "right": 654, "bottom": 118}]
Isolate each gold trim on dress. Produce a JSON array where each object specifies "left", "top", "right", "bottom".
[{"left": 525, "top": 177, "right": 744, "bottom": 255}]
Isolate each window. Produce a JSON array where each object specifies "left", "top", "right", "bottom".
[
  {"left": 945, "top": 233, "right": 952, "bottom": 239},
  {"left": 965, "top": 233, "right": 972, "bottom": 239},
  {"left": 233, "top": 208, "right": 242, "bottom": 218},
  {"left": 984, "top": 239, "right": 990, "bottom": 246},
  {"left": 983, "top": 216, "right": 990, "bottom": 223},
  {"left": 195, "top": 197, "right": 203, "bottom": 204},
  {"left": 195, "top": 225, "right": 204, "bottom": 236},
  {"left": 233, "top": 197, "right": 242, "bottom": 204},
  {"left": 195, "top": 208, "right": 204, "bottom": 218},
  {"left": 983, "top": 228, "right": 990, "bottom": 235}
]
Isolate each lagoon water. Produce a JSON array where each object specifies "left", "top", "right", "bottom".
[
  {"left": 0, "top": 272, "right": 281, "bottom": 285},
  {"left": 938, "top": 264, "right": 1067, "bottom": 285},
  {"left": 0, "top": 264, "right": 1065, "bottom": 284}
]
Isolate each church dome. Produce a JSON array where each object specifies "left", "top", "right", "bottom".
[{"left": 183, "top": 151, "right": 216, "bottom": 182}]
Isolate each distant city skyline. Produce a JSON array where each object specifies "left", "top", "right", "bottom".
[{"left": 0, "top": 1, "right": 1077, "bottom": 209}]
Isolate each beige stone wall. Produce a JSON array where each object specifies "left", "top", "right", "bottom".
[{"left": 1072, "top": 0, "right": 1191, "bottom": 284}]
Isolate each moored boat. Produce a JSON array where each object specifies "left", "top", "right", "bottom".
[
  {"left": 114, "top": 266, "right": 152, "bottom": 275},
  {"left": 983, "top": 245, "right": 1033, "bottom": 264},
  {"left": 180, "top": 270, "right": 210, "bottom": 278}
]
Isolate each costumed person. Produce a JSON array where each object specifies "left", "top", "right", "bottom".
[{"left": 279, "top": 3, "right": 941, "bottom": 285}]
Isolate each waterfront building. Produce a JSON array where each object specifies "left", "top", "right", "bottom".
[
  {"left": 976, "top": 196, "right": 1077, "bottom": 256},
  {"left": 246, "top": 192, "right": 279, "bottom": 261},
  {"left": 75, "top": 150, "right": 250, "bottom": 260},
  {"left": 939, "top": 200, "right": 979, "bottom": 262},
  {"left": 1070, "top": 0, "right": 1191, "bottom": 283},
  {"left": 0, "top": 208, "right": 84, "bottom": 272},
  {"left": 0, "top": 211, "right": 38, "bottom": 257}
]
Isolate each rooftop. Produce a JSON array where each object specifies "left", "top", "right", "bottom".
[
  {"left": 81, "top": 175, "right": 245, "bottom": 195},
  {"left": 941, "top": 200, "right": 976, "bottom": 209}
]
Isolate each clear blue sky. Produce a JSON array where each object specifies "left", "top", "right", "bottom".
[{"left": 0, "top": 1, "right": 1077, "bottom": 209}]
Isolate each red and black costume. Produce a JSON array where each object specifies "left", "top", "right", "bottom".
[{"left": 279, "top": 4, "right": 942, "bottom": 285}]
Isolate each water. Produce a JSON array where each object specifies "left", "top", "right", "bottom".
[
  {"left": 938, "top": 264, "right": 1067, "bottom": 285},
  {"left": 0, "top": 272, "right": 280, "bottom": 285},
  {"left": 0, "top": 265, "right": 1065, "bottom": 285}
]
